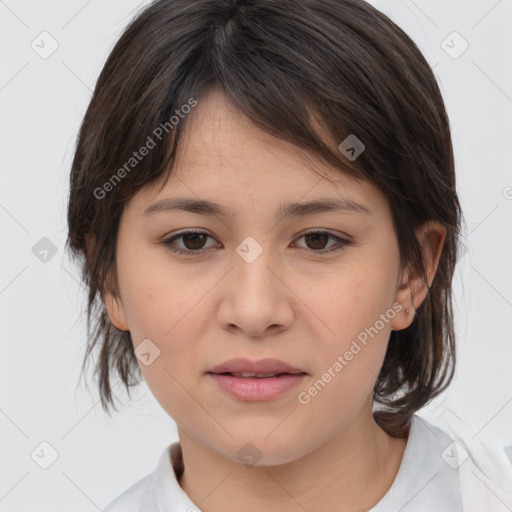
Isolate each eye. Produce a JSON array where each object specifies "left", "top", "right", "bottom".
[
  {"left": 161, "top": 229, "right": 218, "bottom": 255},
  {"left": 293, "top": 229, "right": 351, "bottom": 254},
  {"left": 160, "top": 229, "right": 351, "bottom": 256}
]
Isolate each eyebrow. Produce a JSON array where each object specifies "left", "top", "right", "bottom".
[{"left": 143, "top": 196, "right": 372, "bottom": 219}]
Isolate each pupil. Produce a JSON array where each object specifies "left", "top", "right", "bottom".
[
  {"left": 306, "top": 233, "right": 328, "bottom": 250},
  {"left": 184, "top": 233, "right": 206, "bottom": 250}
]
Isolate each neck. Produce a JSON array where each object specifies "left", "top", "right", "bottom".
[{"left": 176, "top": 405, "right": 408, "bottom": 512}]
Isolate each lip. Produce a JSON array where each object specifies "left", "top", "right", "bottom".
[
  {"left": 207, "top": 373, "right": 307, "bottom": 401},
  {"left": 208, "top": 357, "right": 306, "bottom": 375},
  {"left": 206, "top": 358, "right": 307, "bottom": 401}
]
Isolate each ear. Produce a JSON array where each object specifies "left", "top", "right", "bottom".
[
  {"left": 391, "top": 220, "right": 447, "bottom": 331},
  {"left": 102, "top": 285, "right": 130, "bottom": 332},
  {"left": 86, "top": 233, "right": 129, "bottom": 332}
]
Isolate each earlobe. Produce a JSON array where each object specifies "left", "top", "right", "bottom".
[
  {"left": 103, "top": 288, "right": 129, "bottom": 332},
  {"left": 390, "top": 270, "right": 416, "bottom": 331},
  {"left": 391, "top": 220, "right": 447, "bottom": 331},
  {"left": 86, "top": 233, "right": 129, "bottom": 331}
]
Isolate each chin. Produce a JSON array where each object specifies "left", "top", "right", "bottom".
[{"left": 211, "top": 431, "right": 311, "bottom": 468}]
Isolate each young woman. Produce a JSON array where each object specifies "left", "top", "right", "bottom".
[{"left": 66, "top": 0, "right": 512, "bottom": 510}]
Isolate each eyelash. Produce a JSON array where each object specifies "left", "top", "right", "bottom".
[{"left": 160, "top": 229, "right": 351, "bottom": 256}]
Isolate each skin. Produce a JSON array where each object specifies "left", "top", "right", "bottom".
[{"left": 103, "top": 89, "right": 446, "bottom": 512}]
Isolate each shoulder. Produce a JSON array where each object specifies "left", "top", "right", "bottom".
[
  {"left": 372, "top": 413, "right": 512, "bottom": 511},
  {"left": 103, "top": 444, "right": 174, "bottom": 512},
  {"left": 412, "top": 413, "right": 512, "bottom": 477},
  {"left": 103, "top": 442, "right": 194, "bottom": 512},
  {"left": 103, "top": 472, "right": 156, "bottom": 512},
  {"left": 411, "top": 413, "right": 512, "bottom": 509}
]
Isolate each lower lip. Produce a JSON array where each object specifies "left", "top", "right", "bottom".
[{"left": 207, "top": 373, "right": 307, "bottom": 401}]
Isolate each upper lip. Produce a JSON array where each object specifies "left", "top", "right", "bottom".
[{"left": 208, "top": 358, "right": 306, "bottom": 375}]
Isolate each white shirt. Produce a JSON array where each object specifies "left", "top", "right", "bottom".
[{"left": 104, "top": 415, "right": 512, "bottom": 511}]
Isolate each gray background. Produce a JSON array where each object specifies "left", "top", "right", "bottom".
[{"left": 1, "top": 0, "right": 511, "bottom": 510}]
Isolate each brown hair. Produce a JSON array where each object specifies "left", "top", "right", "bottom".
[{"left": 66, "top": 0, "right": 462, "bottom": 437}]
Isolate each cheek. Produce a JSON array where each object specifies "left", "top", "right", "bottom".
[
  {"left": 116, "top": 244, "right": 204, "bottom": 338},
  {"left": 115, "top": 254, "right": 212, "bottom": 406},
  {"left": 295, "top": 308, "right": 392, "bottom": 442},
  {"left": 310, "top": 257, "right": 397, "bottom": 341},
  {"left": 301, "top": 260, "right": 397, "bottom": 398}
]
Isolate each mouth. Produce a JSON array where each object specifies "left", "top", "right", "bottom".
[
  {"left": 207, "top": 357, "right": 307, "bottom": 376},
  {"left": 206, "top": 358, "right": 308, "bottom": 401},
  {"left": 210, "top": 371, "right": 305, "bottom": 378}
]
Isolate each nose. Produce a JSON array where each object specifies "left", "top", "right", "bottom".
[{"left": 217, "top": 238, "right": 294, "bottom": 338}]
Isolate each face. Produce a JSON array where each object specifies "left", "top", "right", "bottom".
[{"left": 103, "top": 89, "right": 439, "bottom": 465}]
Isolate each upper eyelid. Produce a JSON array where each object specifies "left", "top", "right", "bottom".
[
  {"left": 164, "top": 228, "right": 349, "bottom": 241},
  {"left": 163, "top": 229, "right": 351, "bottom": 251}
]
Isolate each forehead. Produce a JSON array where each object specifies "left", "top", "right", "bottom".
[
  {"left": 126, "top": 89, "right": 388, "bottom": 217},
  {"left": 176, "top": 90, "right": 327, "bottom": 179}
]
